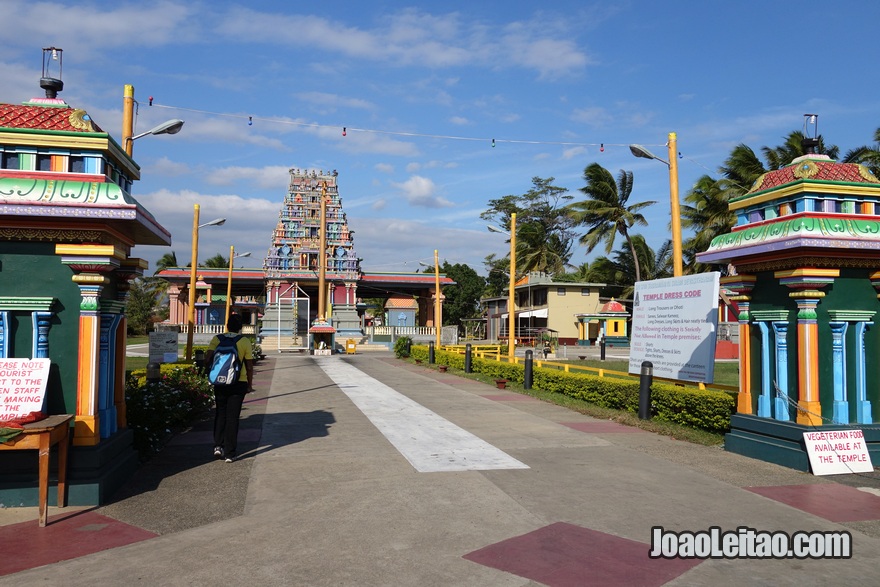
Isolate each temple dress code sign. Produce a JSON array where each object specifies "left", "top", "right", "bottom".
[
  {"left": 0, "top": 358, "right": 51, "bottom": 421},
  {"left": 629, "top": 273, "right": 720, "bottom": 383},
  {"left": 803, "top": 429, "right": 873, "bottom": 475}
]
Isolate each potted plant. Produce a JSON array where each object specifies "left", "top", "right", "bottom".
[
  {"left": 495, "top": 379, "right": 507, "bottom": 389},
  {"left": 438, "top": 365, "right": 448, "bottom": 372}
]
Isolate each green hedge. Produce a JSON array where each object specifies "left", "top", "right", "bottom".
[{"left": 411, "top": 345, "right": 735, "bottom": 433}]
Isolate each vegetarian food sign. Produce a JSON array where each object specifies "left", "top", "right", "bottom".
[
  {"left": 629, "top": 273, "right": 720, "bottom": 383},
  {"left": 0, "top": 358, "right": 51, "bottom": 421},
  {"left": 803, "top": 429, "right": 873, "bottom": 475}
]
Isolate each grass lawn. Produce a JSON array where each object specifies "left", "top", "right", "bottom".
[{"left": 566, "top": 358, "right": 739, "bottom": 388}]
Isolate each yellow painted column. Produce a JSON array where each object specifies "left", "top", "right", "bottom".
[
  {"left": 73, "top": 285, "right": 103, "bottom": 446},
  {"left": 775, "top": 268, "right": 837, "bottom": 426},
  {"left": 794, "top": 298, "right": 823, "bottom": 425}
]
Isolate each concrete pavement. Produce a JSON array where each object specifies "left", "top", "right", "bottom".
[{"left": 2, "top": 352, "right": 879, "bottom": 586}]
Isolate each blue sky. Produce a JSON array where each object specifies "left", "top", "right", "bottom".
[{"left": 3, "top": 1, "right": 879, "bottom": 276}]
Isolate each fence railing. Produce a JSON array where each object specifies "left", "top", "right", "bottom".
[{"left": 436, "top": 344, "right": 738, "bottom": 394}]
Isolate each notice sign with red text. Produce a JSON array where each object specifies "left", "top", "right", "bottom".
[
  {"left": 803, "top": 429, "right": 873, "bottom": 475},
  {"left": 0, "top": 358, "right": 51, "bottom": 422},
  {"left": 629, "top": 272, "right": 720, "bottom": 383}
]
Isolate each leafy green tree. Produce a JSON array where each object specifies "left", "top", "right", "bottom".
[
  {"left": 437, "top": 261, "right": 486, "bottom": 326},
  {"left": 126, "top": 278, "right": 158, "bottom": 335},
  {"left": 762, "top": 131, "right": 838, "bottom": 170},
  {"left": 681, "top": 174, "right": 737, "bottom": 273},
  {"left": 842, "top": 127, "right": 880, "bottom": 178},
  {"left": 482, "top": 254, "right": 511, "bottom": 298},
  {"left": 567, "top": 163, "right": 655, "bottom": 283},
  {"left": 481, "top": 177, "right": 576, "bottom": 276},
  {"left": 204, "top": 253, "right": 228, "bottom": 268},
  {"left": 154, "top": 251, "right": 179, "bottom": 274}
]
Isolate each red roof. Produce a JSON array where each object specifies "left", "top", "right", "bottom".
[
  {"left": 748, "top": 156, "right": 880, "bottom": 194},
  {"left": 600, "top": 299, "right": 627, "bottom": 313},
  {"left": 0, "top": 100, "right": 104, "bottom": 133},
  {"left": 385, "top": 296, "right": 418, "bottom": 309}
]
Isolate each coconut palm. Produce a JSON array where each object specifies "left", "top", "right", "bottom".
[
  {"left": 842, "top": 127, "right": 880, "bottom": 178},
  {"left": 567, "top": 163, "right": 655, "bottom": 283},
  {"left": 154, "top": 251, "right": 179, "bottom": 274},
  {"left": 681, "top": 174, "right": 737, "bottom": 272},
  {"left": 515, "top": 220, "right": 573, "bottom": 276},
  {"left": 762, "top": 131, "right": 839, "bottom": 170},
  {"left": 204, "top": 253, "right": 228, "bottom": 268}
]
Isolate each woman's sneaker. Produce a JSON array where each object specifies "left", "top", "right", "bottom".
[
  {"left": 213, "top": 446, "right": 224, "bottom": 459},
  {"left": 224, "top": 453, "right": 236, "bottom": 463}
]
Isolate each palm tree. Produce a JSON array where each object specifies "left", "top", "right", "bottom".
[
  {"left": 681, "top": 174, "right": 737, "bottom": 272},
  {"left": 204, "top": 253, "right": 228, "bottom": 268},
  {"left": 762, "top": 131, "right": 839, "bottom": 170},
  {"left": 154, "top": 251, "right": 179, "bottom": 274},
  {"left": 515, "top": 220, "right": 572, "bottom": 276},
  {"left": 842, "top": 127, "right": 880, "bottom": 178},
  {"left": 567, "top": 163, "right": 655, "bottom": 282}
]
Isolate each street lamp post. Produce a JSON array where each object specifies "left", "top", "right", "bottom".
[
  {"left": 629, "top": 132, "right": 683, "bottom": 277},
  {"left": 185, "top": 204, "right": 226, "bottom": 361},
  {"left": 225, "top": 246, "right": 252, "bottom": 326},
  {"left": 420, "top": 252, "right": 443, "bottom": 349},
  {"left": 124, "top": 118, "right": 184, "bottom": 157},
  {"left": 488, "top": 212, "right": 517, "bottom": 360}
]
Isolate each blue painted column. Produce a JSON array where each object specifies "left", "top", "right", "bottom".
[
  {"left": 31, "top": 311, "right": 54, "bottom": 359},
  {"left": 829, "top": 321, "right": 849, "bottom": 424},
  {"left": 771, "top": 321, "right": 790, "bottom": 421},
  {"left": 755, "top": 322, "right": 772, "bottom": 418},
  {"left": 98, "top": 313, "right": 124, "bottom": 438},
  {"left": 855, "top": 321, "right": 873, "bottom": 424},
  {"left": 0, "top": 311, "right": 7, "bottom": 358}
]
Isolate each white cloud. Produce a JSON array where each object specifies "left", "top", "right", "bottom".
[
  {"left": 349, "top": 217, "right": 503, "bottom": 272},
  {"left": 571, "top": 106, "right": 613, "bottom": 127},
  {"left": 147, "top": 157, "right": 191, "bottom": 177},
  {"left": 562, "top": 146, "right": 587, "bottom": 160},
  {"left": 204, "top": 165, "right": 291, "bottom": 189},
  {"left": 296, "top": 91, "right": 376, "bottom": 112},
  {"left": 374, "top": 163, "right": 395, "bottom": 174},
  {"left": 3, "top": 1, "right": 197, "bottom": 57},
  {"left": 132, "top": 189, "right": 279, "bottom": 274},
  {"left": 449, "top": 116, "right": 469, "bottom": 125},
  {"left": 391, "top": 175, "right": 454, "bottom": 208},
  {"left": 213, "top": 7, "right": 591, "bottom": 78}
]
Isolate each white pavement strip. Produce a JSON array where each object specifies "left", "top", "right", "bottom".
[{"left": 317, "top": 359, "right": 529, "bottom": 473}]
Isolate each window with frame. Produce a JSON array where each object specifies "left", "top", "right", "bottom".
[
  {"left": 581, "top": 288, "right": 590, "bottom": 296},
  {"left": 557, "top": 288, "right": 566, "bottom": 296},
  {"left": 1, "top": 152, "right": 19, "bottom": 170}
]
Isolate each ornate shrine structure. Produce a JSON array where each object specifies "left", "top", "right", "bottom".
[
  {"left": 698, "top": 138, "right": 880, "bottom": 469},
  {"left": 261, "top": 169, "right": 362, "bottom": 351},
  {"left": 0, "top": 49, "right": 171, "bottom": 504}
]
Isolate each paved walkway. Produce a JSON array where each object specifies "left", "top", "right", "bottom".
[{"left": 2, "top": 353, "right": 879, "bottom": 586}]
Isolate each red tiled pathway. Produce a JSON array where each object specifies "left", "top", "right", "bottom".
[
  {"left": 0, "top": 510, "right": 156, "bottom": 576},
  {"left": 746, "top": 484, "right": 880, "bottom": 522},
  {"left": 463, "top": 522, "right": 700, "bottom": 587}
]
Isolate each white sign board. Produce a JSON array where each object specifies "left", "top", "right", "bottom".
[
  {"left": 629, "top": 273, "right": 720, "bottom": 383},
  {"left": 149, "top": 331, "right": 179, "bottom": 363},
  {"left": 803, "top": 429, "right": 873, "bottom": 475},
  {"left": 0, "top": 358, "right": 51, "bottom": 421}
]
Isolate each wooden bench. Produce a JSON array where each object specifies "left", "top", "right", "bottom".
[{"left": 0, "top": 414, "right": 73, "bottom": 527}]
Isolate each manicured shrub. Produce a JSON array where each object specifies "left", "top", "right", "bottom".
[
  {"left": 124, "top": 365, "right": 214, "bottom": 457},
  {"left": 411, "top": 345, "right": 735, "bottom": 433}
]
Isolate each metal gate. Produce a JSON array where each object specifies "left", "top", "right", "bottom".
[{"left": 264, "top": 283, "right": 310, "bottom": 352}]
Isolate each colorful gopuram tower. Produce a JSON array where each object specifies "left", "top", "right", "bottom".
[
  {"left": 698, "top": 143, "right": 880, "bottom": 469},
  {"left": 261, "top": 169, "right": 362, "bottom": 351},
  {"left": 0, "top": 49, "right": 171, "bottom": 503}
]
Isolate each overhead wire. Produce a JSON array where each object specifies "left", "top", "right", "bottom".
[{"left": 148, "top": 100, "right": 663, "bottom": 151}]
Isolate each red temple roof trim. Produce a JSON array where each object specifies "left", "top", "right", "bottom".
[{"left": 0, "top": 101, "right": 105, "bottom": 134}]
